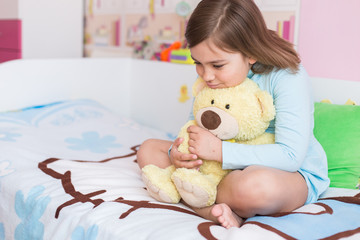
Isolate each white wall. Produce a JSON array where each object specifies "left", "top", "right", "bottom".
[
  {"left": 18, "top": 0, "right": 83, "bottom": 58},
  {"left": 0, "top": 0, "right": 83, "bottom": 58}
]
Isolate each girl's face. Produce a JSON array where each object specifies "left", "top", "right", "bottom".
[{"left": 190, "top": 38, "right": 256, "bottom": 89}]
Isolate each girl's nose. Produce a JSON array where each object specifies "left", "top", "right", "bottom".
[{"left": 202, "top": 68, "right": 215, "bottom": 81}]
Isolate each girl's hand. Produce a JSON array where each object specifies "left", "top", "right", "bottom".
[
  {"left": 170, "top": 137, "right": 202, "bottom": 169},
  {"left": 187, "top": 125, "right": 222, "bottom": 163}
]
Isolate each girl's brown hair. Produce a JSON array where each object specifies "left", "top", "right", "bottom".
[{"left": 185, "top": 0, "right": 301, "bottom": 74}]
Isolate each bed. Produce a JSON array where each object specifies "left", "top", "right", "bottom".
[{"left": 0, "top": 58, "right": 359, "bottom": 240}]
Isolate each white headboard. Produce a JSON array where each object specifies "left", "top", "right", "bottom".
[
  {"left": 0, "top": 58, "right": 197, "bottom": 134},
  {"left": 310, "top": 77, "right": 359, "bottom": 105},
  {"left": 0, "top": 58, "right": 133, "bottom": 116},
  {"left": 0, "top": 58, "right": 358, "bottom": 134}
]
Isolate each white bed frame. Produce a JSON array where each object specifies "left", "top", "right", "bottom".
[{"left": 0, "top": 58, "right": 359, "bottom": 134}]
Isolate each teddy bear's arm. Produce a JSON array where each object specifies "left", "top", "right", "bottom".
[{"left": 177, "top": 120, "right": 197, "bottom": 154}]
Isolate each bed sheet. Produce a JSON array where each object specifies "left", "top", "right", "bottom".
[{"left": 0, "top": 99, "right": 359, "bottom": 240}]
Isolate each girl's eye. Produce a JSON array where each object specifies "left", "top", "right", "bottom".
[
  {"left": 213, "top": 64, "right": 224, "bottom": 69},
  {"left": 194, "top": 61, "right": 201, "bottom": 65}
]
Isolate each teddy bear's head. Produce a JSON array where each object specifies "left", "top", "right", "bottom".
[{"left": 192, "top": 77, "right": 275, "bottom": 141}]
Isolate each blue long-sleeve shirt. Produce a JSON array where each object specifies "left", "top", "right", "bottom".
[{"left": 189, "top": 65, "right": 329, "bottom": 197}]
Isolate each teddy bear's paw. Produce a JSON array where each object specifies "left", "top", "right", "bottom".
[
  {"left": 172, "top": 175, "right": 214, "bottom": 208},
  {"left": 142, "top": 173, "right": 177, "bottom": 203},
  {"left": 141, "top": 165, "right": 180, "bottom": 204}
]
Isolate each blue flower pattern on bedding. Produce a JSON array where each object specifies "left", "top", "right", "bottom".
[
  {"left": 0, "top": 100, "right": 105, "bottom": 127},
  {"left": 0, "top": 130, "right": 21, "bottom": 142},
  {"left": 166, "top": 132, "right": 177, "bottom": 140},
  {"left": 0, "top": 223, "right": 4, "bottom": 240},
  {"left": 65, "top": 131, "right": 122, "bottom": 153},
  {"left": 50, "top": 108, "right": 103, "bottom": 126},
  {"left": 14, "top": 186, "right": 50, "bottom": 240},
  {"left": 0, "top": 161, "right": 14, "bottom": 177},
  {"left": 0, "top": 161, "right": 15, "bottom": 194},
  {"left": 71, "top": 225, "right": 98, "bottom": 240}
]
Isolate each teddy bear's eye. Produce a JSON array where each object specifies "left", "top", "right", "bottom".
[
  {"left": 211, "top": 99, "right": 215, "bottom": 104},
  {"left": 225, "top": 104, "right": 230, "bottom": 109}
]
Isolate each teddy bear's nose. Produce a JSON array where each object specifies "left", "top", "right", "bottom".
[{"left": 201, "top": 110, "right": 221, "bottom": 130}]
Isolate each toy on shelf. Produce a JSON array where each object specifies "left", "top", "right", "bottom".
[
  {"left": 132, "top": 37, "right": 158, "bottom": 60},
  {"left": 160, "top": 41, "right": 181, "bottom": 61},
  {"left": 160, "top": 41, "right": 194, "bottom": 65},
  {"left": 175, "top": 1, "right": 192, "bottom": 44},
  {"left": 170, "top": 48, "right": 194, "bottom": 65}
]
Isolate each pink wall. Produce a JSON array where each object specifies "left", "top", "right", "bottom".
[{"left": 298, "top": 0, "right": 360, "bottom": 82}]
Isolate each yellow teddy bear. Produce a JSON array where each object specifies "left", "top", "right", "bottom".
[{"left": 142, "top": 77, "right": 275, "bottom": 208}]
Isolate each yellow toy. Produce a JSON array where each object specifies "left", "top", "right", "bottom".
[
  {"left": 142, "top": 77, "right": 276, "bottom": 208},
  {"left": 170, "top": 49, "right": 195, "bottom": 65}
]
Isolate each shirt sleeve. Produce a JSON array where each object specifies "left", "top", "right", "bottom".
[{"left": 222, "top": 66, "right": 313, "bottom": 172}]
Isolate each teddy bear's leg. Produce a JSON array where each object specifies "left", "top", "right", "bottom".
[
  {"left": 171, "top": 168, "right": 218, "bottom": 208},
  {"left": 142, "top": 164, "right": 181, "bottom": 203}
]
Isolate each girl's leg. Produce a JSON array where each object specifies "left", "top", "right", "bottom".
[
  {"left": 218, "top": 165, "right": 308, "bottom": 217},
  {"left": 190, "top": 202, "right": 244, "bottom": 229},
  {"left": 137, "top": 138, "right": 173, "bottom": 169},
  {"left": 138, "top": 139, "right": 181, "bottom": 203},
  {"left": 192, "top": 165, "right": 308, "bottom": 228}
]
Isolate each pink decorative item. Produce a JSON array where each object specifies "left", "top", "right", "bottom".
[{"left": 0, "top": 19, "right": 22, "bottom": 63}]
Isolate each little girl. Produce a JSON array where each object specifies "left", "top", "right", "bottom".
[{"left": 137, "top": 0, "right": 329, "bottom": 229}]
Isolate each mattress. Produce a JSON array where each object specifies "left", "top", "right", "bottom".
[{"left": 0, "top": 99, "right": 359, "bottom": 240}]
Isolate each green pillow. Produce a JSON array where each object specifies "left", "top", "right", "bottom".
[{"left": 314, "top": 102, "right": 360, "bottom": 189}]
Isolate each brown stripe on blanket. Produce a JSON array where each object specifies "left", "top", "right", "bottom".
[
  {"left": 197, "top": 222, "right": 218, "bottom": 240},
  {"left": 243, "top": 196, "right": 360, "bottom": 240},
  {"left": 38, "top": 146, "right": 139, "bottom": 218},
  {"left": 243, "top": 221, "right": 297, "bottom": 240},
  {"left": 113, "top": 197, "right": 218, "bottom": 239},
  {"left": 39, "top": 157, "right": 107, "bottom": 218},
  {"left": 72, "top": 145, "right": 139, "bottom": 163},
  {"left": 320, "top": 196, "right": 360, "bottom": 205},
  {"left": 113, "top": 197, "right": 198, "bottom": 219},
  {"left": 319, "top": 227, "right": 360, "bottom": 240},
  {"left": 269, "top": 202, "right": 333, "bottom": 217},
  {"left": 38, "top": 145, "right": 218, "bottom": 239}
]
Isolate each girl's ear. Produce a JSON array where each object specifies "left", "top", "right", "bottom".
[
  {"left": 192, "top": 77, "right": 207, "bottom": 97},
  {"left": 249, "top": 57, "right": 257, "bottom": 65},
  {"left": 256, "top": 90, "right": 275, "bottom": 122}
]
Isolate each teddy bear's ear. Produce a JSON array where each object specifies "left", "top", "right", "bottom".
[
  {"left": 192, "top": 77, "right": 207, "bottom": 97},
  {"left": 256, "top": 90, "right": 276, "bottom": 122}
]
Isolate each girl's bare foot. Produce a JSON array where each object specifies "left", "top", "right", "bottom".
[{"left": 211, "top": 203, "right": 243, "bottom": 229}]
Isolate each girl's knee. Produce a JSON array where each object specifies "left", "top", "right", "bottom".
[
  {"left": 218, "top": 167, "right": 280, "bottom": 211},
  {"left": 241, "top": 167, "right": 281, "bottom": 200},
  {"left": 136, "top": 139, "right": 173, "bottom": 169},
  {"left": 138, "top": 139, "right": 161, "bottom": 156},
  {"left": 139, "top": 138, "right": 157, "bottom": 150},
  {"left": 137, "top": 139, "right": 158, "bottom": 167}
]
